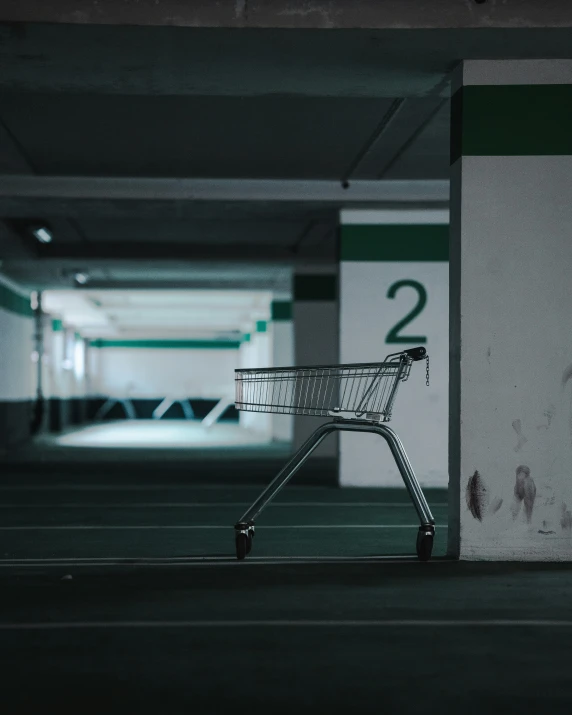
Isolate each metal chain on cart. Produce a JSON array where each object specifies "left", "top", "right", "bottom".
[{"left": 426, "top": 354, "right": 430, "bottom": 387}]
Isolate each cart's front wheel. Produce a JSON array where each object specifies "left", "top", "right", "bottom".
[
  {"left": 236, "top": 533, "right": 248, "bottom": 560},
  {"left": 416, "top": 527, "right": 434, "bottom": 562}
]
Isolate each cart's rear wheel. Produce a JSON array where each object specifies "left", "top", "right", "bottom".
[
  {"left": 416, "top": 527, "right": 434, "bottom": 562},
  {"left": 236, "top": 533, "right": 248, "bottom": 560},
  {"left": 246, "top": 531, "right": 253, "bottom": 555}
]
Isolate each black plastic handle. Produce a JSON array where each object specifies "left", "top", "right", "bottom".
[{"left": 404, "top": 346, "right": 427, "bottom": 361}]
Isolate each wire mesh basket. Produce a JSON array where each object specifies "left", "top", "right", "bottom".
[{"left": 235, "top": 347, "right": 425, "bottom": 423}]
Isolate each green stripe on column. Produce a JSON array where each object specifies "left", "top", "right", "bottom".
[
  {"left": 0, "top": 283, "right": 32, "bottom": 317},
  {"left": 90, "top": 339, "right": 240, "bottom": 349},
  {"left": 256, "top": 320, "right": 267, "bottom": 333},
  {"left": 271, "top": 301, "right": 292, "bottom": 321},
  {"left": 242, "top": 333, "right": 251, "bottom": 343},
  {"left": 52, "top": 319, "right": 63, "bottom": 332},
  {"left": 341, "top": 225, "right": 449, "bottom": 261},
  {"left": 294, "top": 275, "right": 337, "bottom": 301},
  {"left": 451, "top": 85, "right": 572, "bottom": 161}
]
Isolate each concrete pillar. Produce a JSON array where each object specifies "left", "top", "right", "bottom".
[
  {"left": 70, "top": 333, "right": 88, "bottom": 425},
  {"left": 339, "top": 210, "right": 449, "bottom": 487},
  {"left": 46, "top": 320, "right": 87, "bottom": 431},
  {"left": 270, "top": 299, "right": 294, "bottom": 443},
  {"left": 293, "top": 269, "right": 339, "bottom": 458},
  {"left": 450, "top": 60, "right": 572, "bottom": 560},
  {"left": 238, "top": 321, "right": 272, "bottom": 439},
  {"left": 0, "top": 275, "right": 34, "bottom": 451},
  {"left": 47, "top": 320, "right": 69, "bottom": 431}
]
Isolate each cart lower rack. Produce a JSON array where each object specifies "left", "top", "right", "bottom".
[{"left": 233, "top": 346, "right": 435, "bottom": 561}]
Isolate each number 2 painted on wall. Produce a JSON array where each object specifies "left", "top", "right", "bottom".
[{"left": 385, "top": 280, "right": 427, "bottom": 344}]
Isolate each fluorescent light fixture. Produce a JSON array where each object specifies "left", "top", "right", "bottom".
[
  {"left": 74, "top": 272, "right": 89, "bottom": 285},
  {"left": 31, "top": 226, "right": 52, "bottom": 244}
]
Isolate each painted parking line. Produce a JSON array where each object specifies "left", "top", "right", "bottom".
[
  {"left": 1, "top": 619, "right": 571, "bottom": 630},
  {"left": 0, "top": 502, "right": 448, "bottom": 508},
  {"left": 0, "top": 485, "right": 345, "bottom": 492},
  {"left": 0, "top": 524, "right": 442, "bottom": 531},
  {"left": 0, "top": 555, "right": 424, "bottom": 567}
]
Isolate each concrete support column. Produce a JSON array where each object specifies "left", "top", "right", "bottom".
[
  {"left": 339, "top": 210, "right": 449, "bottom": 487},
  {"left": 293, "top": 270, "right": 339, "bottom": 458},
  {"left": 238, "top": 321, "right": 272, "bottom": 439},
  {"left": 0, "top": 276, "right": 34, "bottom": 451},
  {"left": 450, "top": 60, "right": 572, "bottom": 560},
  {"left": 70, "top": 333, "right": 88, "bottom": 425},
  {"left": 270, "top": 300, "right": 294, "bottom": 443},
  {"left": 47, "top": 320, "right": 69, "bottom": 431},
  {"left": 46, "top": 321, "right": 87, "bottom": 431}
]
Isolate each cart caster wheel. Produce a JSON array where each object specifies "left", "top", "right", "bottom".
[
  {"left": 416, "top": 527, "right": 434, "bottom": 562},
  {"left": 245, "top": 530, "right": 254, "bottom": 555},
  {"left": 236, "top": 533, "right": 248, "bottom": 560}
]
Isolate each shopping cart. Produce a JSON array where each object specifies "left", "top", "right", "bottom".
[{"left": 233, "top": 346, "right": 435, "bottom": 561}]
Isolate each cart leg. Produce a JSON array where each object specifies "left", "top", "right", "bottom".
[
  {"left": 234, "top": 421, "right": 337, "bottom": 559},
  {"left": 375, "top": 424, "right": 434, "bottom": 527},
  {"left": 375, "top": 424, "right": 435, "bottom": 561}
]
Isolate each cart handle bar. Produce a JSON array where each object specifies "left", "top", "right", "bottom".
[{"left": 403, "top": 346, "right": 426, "bottom": 362}]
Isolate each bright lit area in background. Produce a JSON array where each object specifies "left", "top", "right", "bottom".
[
  {"left": 53, "top": 421, "right": 270, "bottom": 448},
  {"left": 39, "top": 288, "right": 293, "bottom": 449}
]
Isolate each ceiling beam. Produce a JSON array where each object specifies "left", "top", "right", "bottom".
[
  {"left": 2, "top": 1, "right": 571, "bottom": 29},
  {"left": 30, "top": 242, "right": 336, "bottom": 262},
  {"left": 0, "top": 176, "right": 449, "bottom": 203}
]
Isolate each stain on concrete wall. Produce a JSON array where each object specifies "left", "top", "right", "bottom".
[
  {"left": 490, "top": 496, "right": 503, "bottom": 514},
  {"left": 512, "top": 419, "right": 527, "bottom": 452},
  {"left": 511, "top": 465, "right": 536, "bottom": 523},
  {"left": 561, "top": 504, "right": 572, "bottom": 533},
  {"left": 466, "top": 470, "right": 488, "bottom": 521}
]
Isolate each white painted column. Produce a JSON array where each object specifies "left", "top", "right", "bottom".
[
  {"left": 293, "top": 270, "right": 339, "bottom": 458},
  {"left": 270, "top": 300, "right": 294, "bottom": 443},
  {"left": 238, "top": 322, "right": 272, "bottom": 440},
  {"left": 450, "top": 60, "right": 572, "bottom": 560},
  {"left": 50, "top": 322, "right": 73, "bottom": 430},
  {"left": 339, "top": 210, "right": 449, "bottom": 487},
  {"left": 0, "top": 275, "right": 34, "bottom": 450}
]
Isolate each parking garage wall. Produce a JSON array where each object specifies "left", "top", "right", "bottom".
[
  {"left": 88, "top": 340, "right": 240, "bottom": 421},
  {"left": 0, "top": 276, "right": 35, "bottom": 450}
]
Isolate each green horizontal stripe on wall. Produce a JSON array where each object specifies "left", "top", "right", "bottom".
[
  {"left": 451, "top": 85, "right": 572, "bottom": 162},
  {"left": 294, "top": 275, "right": 337, "bottom": 301},
  {"left": 0, "top": 282, "right": 33, "bottom": 318},
  {"left": 90, "top": 339, "right": 240, "bottom": 350},
  {"left": 341, "top": 225, "right": 449, "bottom": 261},
  {"left": 271, "top": 301, "right": 292, "bottom": 321}
]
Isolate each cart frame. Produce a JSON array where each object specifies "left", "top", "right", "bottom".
[{"left": 233, "top": 347, "right": 435, "bottom": 561}]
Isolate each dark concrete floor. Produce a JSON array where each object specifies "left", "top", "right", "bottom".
[{"left": 1, "top": 448, "right": 571, "bottom": 714}]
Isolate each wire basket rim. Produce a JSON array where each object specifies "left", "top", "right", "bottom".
[{"left": 235, "top": 358, "right": 403, "bottom": 376}]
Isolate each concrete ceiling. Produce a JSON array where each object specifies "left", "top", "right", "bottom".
[
  {"left": 1, "top": 20, "right": 571, "bottom": 289},
  {"left": 43, "top": 288, "right": 273, "bottom": 339}
]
